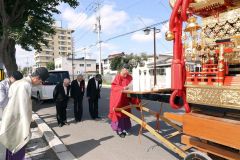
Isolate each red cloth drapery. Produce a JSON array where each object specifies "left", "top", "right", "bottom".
[{"left": 108, "top": 74, "right": 133, "bottom": 122}]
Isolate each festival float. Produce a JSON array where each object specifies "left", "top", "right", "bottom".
[{"left": 116, "top": 0, "right": 240, "bottom": 159}]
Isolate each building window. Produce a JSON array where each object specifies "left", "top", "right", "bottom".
[
  {"left": 58, "top": 36, "right": 65, "bottom": 40},
  {"left": 46, "top": 51, "right": 50, "bottom": 54},
  {"left": 59, "top": 47, "right": 66, "bottom": 50},
  {"left": 87, "top": 64, "right": 91, "bottom": 67},
  {"left": 68, "top": 47, "right": 71, "bottom": 50},
  {"left": 61, "top": 31, "right": 65, "bottom": 34},
  {"left": 68, "top": 37, "right": 71, "bottom": 39},
  {"left": 68, "top": 42, "right": 71, "bottom": 45},
  {"left": 80, "top": 64, "right": 84, "bottom": 67},
  {"left": 157, "top": 68, "right": 166, "bottom": 75},
  {"left": 59, "top": 41, "right": 65, "bottom": 45}
]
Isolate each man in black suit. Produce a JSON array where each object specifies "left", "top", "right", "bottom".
[
  {"left": 53, "top": 78, "right": 70, "bottom": 127},
  {"left": 71, "top": 74, "right": 85, "bottom": 122},
  {"left": 87, "top": 74, "right": 102, "bottom": 119}
]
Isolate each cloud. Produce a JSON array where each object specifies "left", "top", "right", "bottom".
[
  {"left": 75, "top": 42, "right": 119, "bottom": 60},
  {"left": 15, "top": 45, "right": 35, "bottom": 67},
  {"left": 61, "top": 4, "right": 129, "bottom": 34},
  {"left": 62, "top": 7, "right": 89, "bottom": 29},
  {"left": 101, "top": 42, "right": 118, "bottom": 50},
  {"left": 131, "top": 31, "right": 162, "bottom": 42}
]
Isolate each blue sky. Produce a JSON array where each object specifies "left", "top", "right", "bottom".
[{"left": 16, "top": 0, "right": 174, "bottom": 67}]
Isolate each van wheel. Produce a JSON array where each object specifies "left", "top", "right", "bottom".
[
  {"left": 37, "top": 92, "right": 43, "bottom": 104},
  {"left": 37, "top": 92, "right": 41, "bottom": 101},
  {"left": 184, "top": 152, "right": 212, "bottom": 160}
]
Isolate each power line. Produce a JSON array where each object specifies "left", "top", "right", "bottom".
[
  {"left": 75, "top": 19, "right": 169, "bottom": 53},
  {"left": 73, "top": 0, "right": 103, "bottom": 44},
  {"left": 70, "top": 1, "right": 96, "bottom": 28},
  {"left": 104, "top": 20, "right": 168, "bottom": 42}
]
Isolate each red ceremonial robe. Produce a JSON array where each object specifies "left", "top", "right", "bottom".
[{"left": 108, "top": 74, "right": 138, "bottom": 122}]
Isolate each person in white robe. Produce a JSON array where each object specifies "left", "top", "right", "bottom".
[
  {"left": 0, "top": 67, "right": 49, "bottom": 160},
  {"left": 0, "top": 71, "right": 23, "bottom": 159}
]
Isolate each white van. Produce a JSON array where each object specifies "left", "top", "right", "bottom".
[{"left": 32, "top": 70, "right": 70, "bottom": 100}]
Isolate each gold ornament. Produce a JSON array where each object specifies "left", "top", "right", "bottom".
[
  {"left": 165, "top": 31, "right": 174, "bottom": 41},
  {"left": 184, "top": 16, "right": 201, "bottom": 34}
]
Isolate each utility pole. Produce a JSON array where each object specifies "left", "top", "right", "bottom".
[
  {"left": 94, "top": 1, "right": 102, "bottom": 75},
  {"left": 153, "top": 27, "right": 157, "bottom": 86},
  {"left": 83, "top": 48, "right": 87, "bottom": 73},
  {"left": 71, "top": 30, "right": 75, "bottom": 80}
]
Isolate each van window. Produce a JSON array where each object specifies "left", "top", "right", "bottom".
[{"left": 43, "top": 71, "right": 69, "bottom": 85}]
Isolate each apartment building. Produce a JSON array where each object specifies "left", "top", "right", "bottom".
[{"left": 34, "top": 26, "right": 74, "bottom": 67}]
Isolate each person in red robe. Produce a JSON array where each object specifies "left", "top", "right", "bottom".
[{"left": 108, "top": 64, "right": 139, "bottom": 138}]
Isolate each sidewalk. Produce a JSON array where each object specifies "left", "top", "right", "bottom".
[{"left": 0, "top": 122, "right": 58, "bottom": 160}]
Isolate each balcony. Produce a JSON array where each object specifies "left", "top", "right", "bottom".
[
  {"left": 35, "top": 59, "right": 53, "bottom": 63},
  {"left": 35, "top": 54, "right": 53, "bottom": 58},
  {"left": 58, "top": 38, "right": 67, "bottom": 42},
  {"left": 42, "top": 48, "right": 53, "bottom": 52}
]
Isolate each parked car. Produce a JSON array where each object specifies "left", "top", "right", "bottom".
[{"left": 32, "top": 70, "right": 70, "bottom": 100}]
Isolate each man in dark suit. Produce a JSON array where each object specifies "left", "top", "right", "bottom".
[
  {"left": 53, "top": 78, "right": 70, "bottom": 127},
  {"left": 71, "top": 74, "right": 85, "bottom": 122},
  {"left": 87, "top": 74, "right": 102, "bottom": 119}
]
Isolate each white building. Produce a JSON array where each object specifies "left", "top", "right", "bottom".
[{"left": 55, "top": 56, "right": 96, "bottom": 79}]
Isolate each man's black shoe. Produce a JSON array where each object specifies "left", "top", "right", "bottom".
[
  {"left": 119, "top": 132, "right": 126, "bottom": 138},
  {"left": 117, "top": 131, "right": 126, "bottom": 138},
  {"left": 75, "top": 119, "right": 80, "bottom": 123},
  {"left": 64, "top": 122, "right": 70, "bottom": 125},
  {"left": 58, "top": 123, "right": 63, "bottom": 127}
]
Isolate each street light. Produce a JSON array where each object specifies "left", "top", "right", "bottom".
[{"left": 143, "top": 27, "right": 160, "bottom": 86}]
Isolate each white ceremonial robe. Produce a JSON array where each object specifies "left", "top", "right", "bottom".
[{"left": 0, "top": 77, "right": 32, "bottom": 153}]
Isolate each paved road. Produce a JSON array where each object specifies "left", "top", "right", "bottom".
[{"left": 33, "top": 88, "right": 184, "bottom": 160}]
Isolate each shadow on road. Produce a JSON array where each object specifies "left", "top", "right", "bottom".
[
  {"left": 67, "top": 135, "right": 114, "bottom": 158},
  {"left": 142, "top": 134, "right": 181, "bottom": 160}
]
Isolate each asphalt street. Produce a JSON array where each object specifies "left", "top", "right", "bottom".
[{"left": 33, "top": 87, "right": 184, "bottom": 160}]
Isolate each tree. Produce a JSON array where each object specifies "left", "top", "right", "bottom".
[
  {"left": 110, "top": 56, "right": 123, "bottom": 71},
  {"left": 0, "top": 0, "right": 79, "bottom": 75},
  {"left": 46, "top": 62, "right": 55, "bottom": 70}
]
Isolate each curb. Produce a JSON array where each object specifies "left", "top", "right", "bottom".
[{"left": 32, "top": 113, "right": 78, "bottom": 160}]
